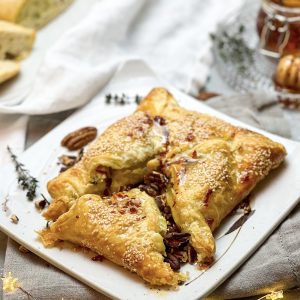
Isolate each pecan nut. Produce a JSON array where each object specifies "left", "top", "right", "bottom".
[
  {"left": 164, "top": 232, "right": 190, "bottom": 248},
  {"left": 187, "top": 245, "right": 197, "bottom": 264},
  {"left": 197, "top": 92, "right": 219, "bottom": 101},
  {"left": 164, "top": 253, "right": 180, "bottom": 271},
  {"left": 58, "top": 154, "right": 77, "bottom": 167},
  {"left": 61, "top": 127, "right": 97, "bottom": 150}
]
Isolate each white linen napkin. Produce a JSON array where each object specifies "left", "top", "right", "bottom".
[
  {"left": 2, "top": 91, "right": 298, "bottom": 300},
  {"left": 0, "top": 0, "right": 244, "bottom": 297},
  {"left": 0, "top": 0, "right": 243, "bottom": 115}
]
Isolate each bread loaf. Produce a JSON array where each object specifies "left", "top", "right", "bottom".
[
  {"left": 0, "top": 20, "right": 35, "bottom": 60},
  {"left": 0, "top": 60, "right": 20, "bottom": 84},
  {"left": 0, "top": 0, "right": 74, "bottom": 29}
]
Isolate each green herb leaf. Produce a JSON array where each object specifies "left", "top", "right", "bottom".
[{"left": 213, "top": 26, "right": 254, "bottom": 75}]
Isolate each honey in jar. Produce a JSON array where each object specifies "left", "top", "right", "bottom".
[{"left": 257, "top": 0, "right": 300, "bottom": 57}]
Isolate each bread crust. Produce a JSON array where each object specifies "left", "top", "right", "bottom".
[
  {"left": 0, "top": 0, "right": 74, "bottom": 29},
  {"left": 0, "top": 60, "right": 20, "bottom": 84},
  {"left": 0, "top": 0, "right": 26, "bottom": 23}
]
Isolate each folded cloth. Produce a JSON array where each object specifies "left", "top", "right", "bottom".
[
  {"left": 3, "top": 92, "right": 299, "bottom": 300},
  {"left": 0, "top": 0, "right": 243, "bottom": 294},
  {"left": 0, "top": 115, "right": 28, "bottom": 275},
  {"left": 0, "top": 0, "right": 243, "bottom": 114}
]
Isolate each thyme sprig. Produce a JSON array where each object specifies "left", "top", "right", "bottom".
[
  {"left": 105, "top": 93, "right": 142, "bottom": 105},
  {"left": 7, "top": 146, "right": 38, "bottom": 201},
  {"left": 211, "top": 25, "right": 254, "bottom": 74}
]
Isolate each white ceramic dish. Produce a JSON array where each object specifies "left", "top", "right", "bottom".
[{"left": 1, "top": 60, "right": 300, "bottom": 300}]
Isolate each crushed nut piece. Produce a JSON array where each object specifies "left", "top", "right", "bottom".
[
  {"left": 91, "top": 255, "right": 104, "bottom": 262},
  {"left": 19, "top": 245, "right": 30, "bottom": 254},
  {"left": 140, "top": 170, "right": 197, "bottom": 271},
  {"left": 197, "top": 92, "right": 219, "bottom": 101},
  {"left": 34, "top": 194, "right": 49, "bottom": 211},
  {"left": 58, "top": 155, "right": 77, "bottom": 167},
  {"left": 58, "top": 149, "right": 84, "bottom": 173},
  {"left": 10, "top": 214, "right": 19, "bottom": 224},
  {"left": 35, "top": 199, "right": 47, "bottom": 210}
]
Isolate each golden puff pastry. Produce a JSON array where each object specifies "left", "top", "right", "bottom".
[
  {"left": 40, "top": 189, "right": 186, "bottom": 286},
  {"left": 44, "top": 161, "right": 102, "bottom": 220},
  {"left": 137, "top": 88, "right": 243, "bottom": 155},
  {"left": 45, "top": 111, "right": 167, "bottom": 221},
  {"left": 42, "top": 87, "right": 287, "bottom": 283},
  {"left": 138, "top": 88, "right": 287, "bottom": 262}
]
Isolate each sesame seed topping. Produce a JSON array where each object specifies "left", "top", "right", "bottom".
[{"left": 45, "top": 88, "right": 286, "bottom": 283}]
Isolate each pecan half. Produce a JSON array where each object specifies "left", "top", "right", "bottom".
[
  {"left": 19, "top": 245, "right": 30, "bottom": 254},
  {"left": 144, "top": 171, "right": 168, "bottom": 192},
  {"left": 172, "top": 249, "right": 188, "bottom": 263},
  {"left": 91, "top": 255, "right": 104, "bottom": 262},
  {"left": 61, "top": 127, "right": 97, "bottom": 151},
  {"left": 164, "top": 253, "right": 180, "bottom": 271},
  {"left": 58, "top": 155, "right": 77, "bottom": 167},
  {"left": 197, "top": 92, "right": 219, "bottom": 101},
  {"left": 164, "top": 232, "right": 190, "bottom": 248},
  {"left": 187, "top": 245, "right": 197, "bottom": 264},
  {"left": 139, "top": 184, "right": 158, "bottom": 197},
  {"left": 10, "top": 214, "right": 19, "bottom": 224}
]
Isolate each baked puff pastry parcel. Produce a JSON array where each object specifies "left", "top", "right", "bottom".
[
  {"left": 44, "top": 111, "right": 167, "bottom": 221},
  {"left": 41, "top": 87, "right": 286, "bottom": 286},
  {"left": 40, "top": 189, "right": 185, "bottom": 286}
]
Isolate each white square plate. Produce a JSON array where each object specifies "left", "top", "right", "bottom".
[{"left": 1, "top": 60, "right": 300, "bottom": 300}]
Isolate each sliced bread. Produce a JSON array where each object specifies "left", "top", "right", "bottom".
[
  {"left": 0, "top": 0, "right": 74, "bottom": 29},
  {"left": 0, "top": 20, "right": 35, "bottom": 60},
  {"left": 0, "top": 60, "right": 20, "bottom": 84}
]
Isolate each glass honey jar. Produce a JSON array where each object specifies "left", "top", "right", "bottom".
[{"left": 257, "top": 0, "right": 300, "bottom": 57}]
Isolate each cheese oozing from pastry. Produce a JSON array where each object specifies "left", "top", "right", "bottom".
[{"left": 45, "top": 111, "right": 168, "bottom": 221}]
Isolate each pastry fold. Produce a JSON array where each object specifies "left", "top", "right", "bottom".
[
  {"left": 45, "top": 111, "right": 166, "bottom": 221},
  {"left": 138, "top": 88, "right": 287, "bottom": 261},
  {"left": 40, "top": 189, "right": 185, "bottom": 286},
  {"left": 42, "top": 87, "right": 287, "bottom": 283}
]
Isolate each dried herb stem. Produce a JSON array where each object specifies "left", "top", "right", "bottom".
[
  {"left": 18, "top": 287, "right": 37, "bottom": 300},
  {"left": 7, "top": 146, "right": 38, "bottom": 201},
  {"left": 211, "top": 25, "right": 254, "bottom": 74},
  {"left": 105, "top": 93, "right": 142, "bottom": 105}
]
